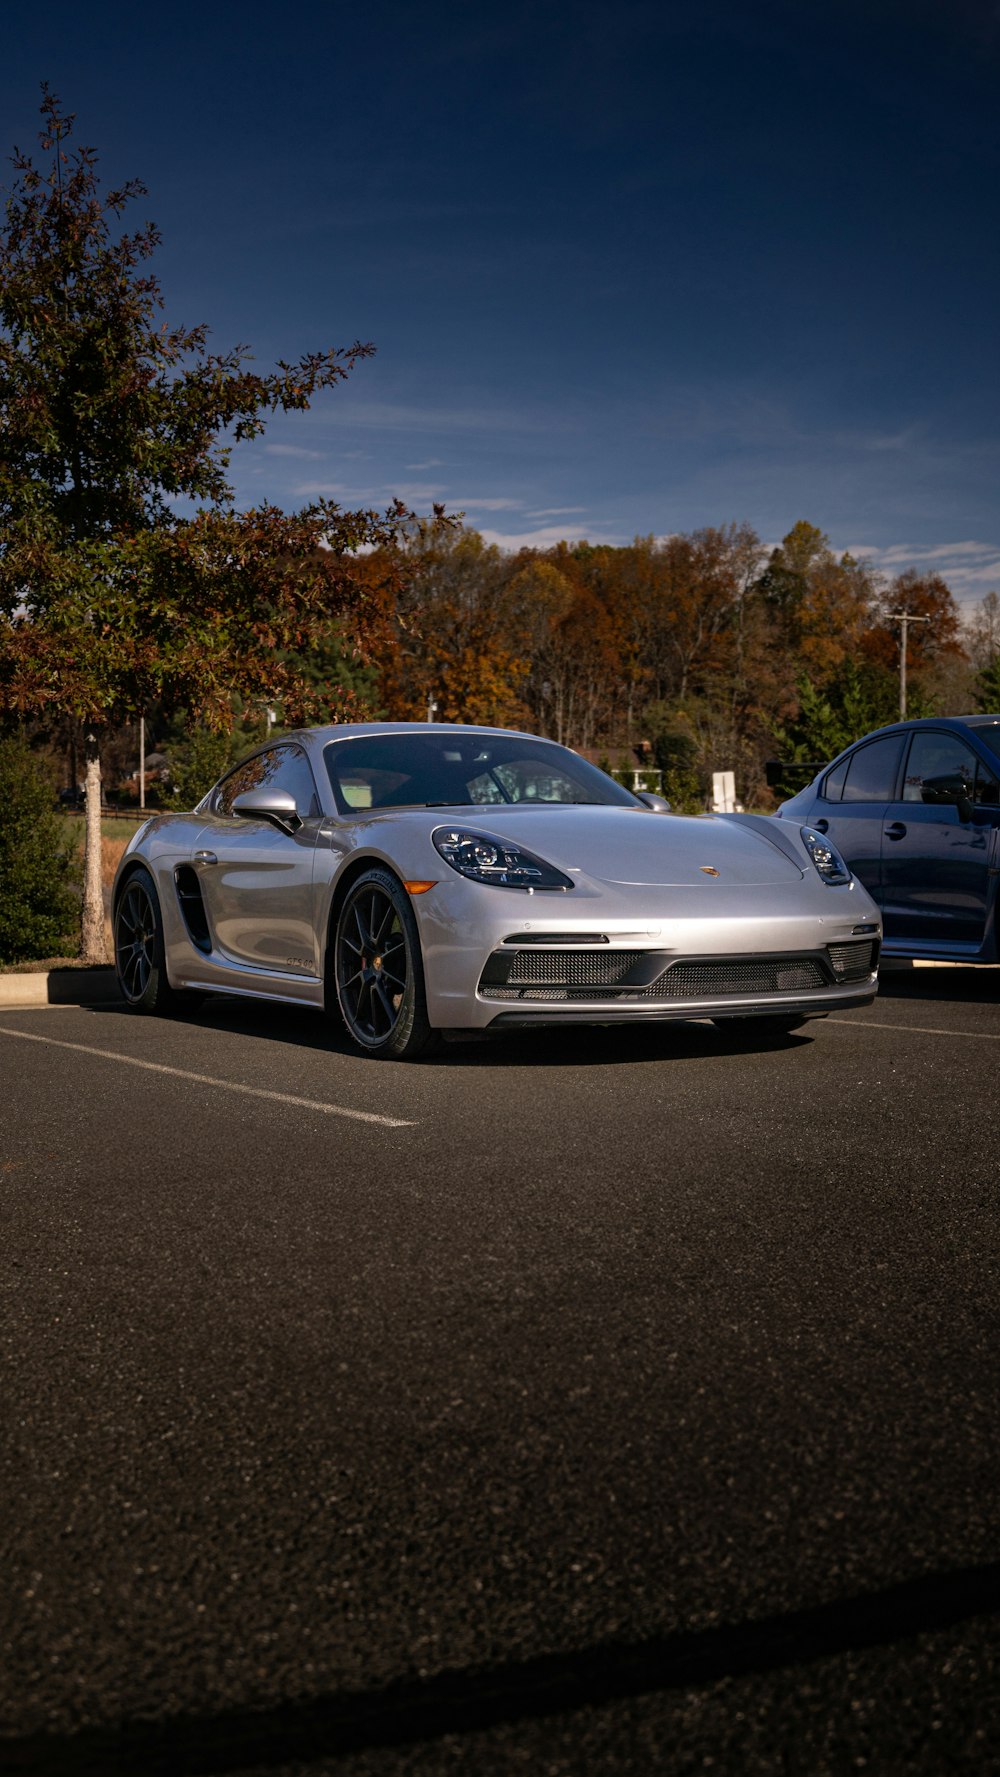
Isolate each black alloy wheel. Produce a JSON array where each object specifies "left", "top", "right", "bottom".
[
  {"left": 334, "top": 868, "right": 436, "bottom": 1059},
  {"left": 114, "top": 865, "right": 195, "bottom": 1015}
]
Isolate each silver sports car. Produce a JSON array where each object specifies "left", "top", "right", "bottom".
[{"left": 112, "top": 723, "right": 882, "bottom": 1058}]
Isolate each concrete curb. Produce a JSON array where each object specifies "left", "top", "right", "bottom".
[
  {"left": 882, "top": 959, "right": 997, "bottom": 972},
  {"left": 0, "top": 969, "right": 122, "bottom": 1008}
]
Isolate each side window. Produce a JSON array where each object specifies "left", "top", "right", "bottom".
[
  {"left": 268, "top": 745, "right": 320, "bottom": 817},
  {"left": 822, "top": 758, "right": 850, "bottom": 801},
  {"left": 902, "top": 733, "right": 977, "bottom": 805},
  {"left": 840, "top": 736, "right": 904, "bottom": 803},
  {"left": 213, "top": 750, "right": 276, "bottom": 816},
  {"left": 212, "top": 746, "right": 319, "bottom": 818}
]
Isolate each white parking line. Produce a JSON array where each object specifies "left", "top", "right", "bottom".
[
  {"left": 0, "top": 1025, "right": 415, "bottom": 1127},
  {"left": 829, "top": 1018, "right": 1000, "bottom": 1041}
]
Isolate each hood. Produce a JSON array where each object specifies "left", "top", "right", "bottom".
[{"left": 426, "top": 806, "right": 805, "bottom": 888}]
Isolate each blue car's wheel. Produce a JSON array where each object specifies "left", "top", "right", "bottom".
[{"left": 334, "top": 868, "right": 437, "bottom": 1059}]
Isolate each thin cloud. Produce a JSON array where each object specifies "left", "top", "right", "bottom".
[
  {"left": 478, "top": 522, "right": 619, "bottom": 551},
  {"left": 451, "top": 496, "right": 522, "bottom": 511},
  {"left": 840, "top": 539, "right": 1000, "bottom": 604},
  {"left": 319, "top": 399, "right": 567, "bottom": 437}
]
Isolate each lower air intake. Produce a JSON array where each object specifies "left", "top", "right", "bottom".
[
  {"left": 649, "top": 958, "right": 825, "bottom": 998},
  {"left": 827, "top": 940, "right": 877, "bottom": 980}
]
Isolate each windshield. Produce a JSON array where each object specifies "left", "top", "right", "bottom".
[
  {"left": 967, "top": 718, "right": 1000, "bottom": 760},
  {"left": 324, "top": 732, "right": 640, "bottom": 814}
]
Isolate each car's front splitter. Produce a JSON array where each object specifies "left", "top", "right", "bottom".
[{"left": 479, "top": 979, "right": 878, "bottom": 1029}]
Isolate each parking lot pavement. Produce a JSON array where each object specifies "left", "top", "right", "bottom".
[{"left": 1, "top": 972, "right": 998, "bottom": 1774}]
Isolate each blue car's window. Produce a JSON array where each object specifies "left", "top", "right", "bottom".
[
  {"left": 966, "top": 719, "right": 1000, "bottom": 760},
  {"left": 324, "top": 734, "right": 639, "bottom": 813},
  {"left": 840, "top": 736, "right": 904, "bottom": 803},
  {"left": 902, "top": 732, "right": 978, "bottom": 805},
  {"left": 822, "top": 758, "right": 850, "bottom": 801}
]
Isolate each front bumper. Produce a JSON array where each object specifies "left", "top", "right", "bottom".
[{"left": 414, "top": 877, "right": 882, "bottom": 1031}]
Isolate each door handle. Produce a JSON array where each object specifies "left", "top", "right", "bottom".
[
  {"left": 884, "top": 823, "right": 906, "bottom": 840},
  {"left": 194, "top": 850, "right": 218, "bottom": 865},
  {"left": 813, "top": 818, "right": 829, "bottom": 833}
]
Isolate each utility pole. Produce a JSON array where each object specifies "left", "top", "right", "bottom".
[
  {"left": 886, "top": 610, "right": 930, "bottom": 718},
  {"left": 426, "top": 696, "right": 439, "bottom": 723}
]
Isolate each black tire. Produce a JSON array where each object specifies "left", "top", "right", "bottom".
[
  {"left": 333, "top": 868, "right": 437, "bottom": 1059},
  {"left": 114, "top": 866, "right": 197, "bottom": 1015},
  {"left": 712, "top": 1014, "right": 809, "bottom": 1035}
]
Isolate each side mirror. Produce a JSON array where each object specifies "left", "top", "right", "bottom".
[
  {"left": 956, "top": 792, "right": 974, "bottom": 823},
  {"left": 232, "top": 787, "right": 301, "bottom": 833},
  {"left": 635, "top": 792, "right": 672, "bottom": 813}
]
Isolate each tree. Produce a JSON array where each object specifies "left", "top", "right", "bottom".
[
  {"left": 760, "top": 522, "right": 879, "bottom": 685},
  {"left": 0, "top": 91, "right": 414, "bottom": 959},
  {"left": 863, "top": 569, "right": 964, "bottom": 680},
  {"left": 976, "top": 655, "right": 1000, "bottom": 713},
  {"left": 378, "top": 523, "right": 528, "bottom": 727},
  {"left": 0, "top": 734, "right": 78, "bottom": 962}
]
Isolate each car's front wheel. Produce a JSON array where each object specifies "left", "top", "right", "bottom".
[
  {"left": 114, "top": 866, "right": 197, "bottom": 1015},
  {"left": 333, "top": 868, "right": 438, "bottom": 1060}
]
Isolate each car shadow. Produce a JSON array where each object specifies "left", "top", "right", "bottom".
[
  {"left": 878, "top": 961, "right": 999, "bottom": 1006},
  {"left": 86, "top": 997, "right": 815, "bottom": 1069}
]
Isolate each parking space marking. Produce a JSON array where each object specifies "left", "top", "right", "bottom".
[
  {"left": 829, "top": 1018, "right": 1000, "bottom": 1041},
  {"left": 0, "top": 1025, "right": 415, "bottom": 1127}
]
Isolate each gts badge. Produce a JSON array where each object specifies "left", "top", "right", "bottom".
[{"left": 285, "top": 956, "right": 311, "bottom": 970}]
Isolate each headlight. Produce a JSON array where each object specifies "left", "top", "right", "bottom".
[
  {"left": 800, "top": 826, "right": 852, "bottom": 886},
  {"left": 432, "top": 826, "right": 573, "bottom": 891}
]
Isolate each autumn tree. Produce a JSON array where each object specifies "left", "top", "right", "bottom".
[
  {"left": 760, "top": 522, "right": 879, "bottom": 687},
  {"left": 0, "top": 91, "right": 413, "bottom": 960},
  {"left": 377, "top": 522, "right": 528, "bottom": 727}
]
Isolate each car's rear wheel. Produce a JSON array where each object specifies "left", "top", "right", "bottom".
[
  {"left": 333, "top": 868, "right": 437, "bottom": 1060},
  {"left": 114, "top": 867, "right": 198, "bottom": 1015}
]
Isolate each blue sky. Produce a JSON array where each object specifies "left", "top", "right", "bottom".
[{"left": 4, "top": 0, "right": 999, "bottom": 603}]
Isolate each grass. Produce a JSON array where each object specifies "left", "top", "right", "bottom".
[{"left": 55, "top": 810, "right": 153, "bottom": 842}]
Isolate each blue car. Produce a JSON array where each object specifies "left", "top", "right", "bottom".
[{"left": 777, "top": 715, "right": 1000, "bottom": 963}]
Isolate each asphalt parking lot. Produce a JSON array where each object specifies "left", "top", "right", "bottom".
[{"left": 1, "top": 967, "right": 998, "bottom": 1775}]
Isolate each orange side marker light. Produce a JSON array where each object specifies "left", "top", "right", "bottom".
[{"left": 404, "top": 881, "right": 437, "bottom": 895}]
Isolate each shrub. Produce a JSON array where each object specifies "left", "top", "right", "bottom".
[{"left": 0, "top": 737, "right": 80, "bottom": 962}]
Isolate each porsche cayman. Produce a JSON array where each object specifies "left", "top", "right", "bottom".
[{"left": 112, "top": 723, "right": 882, "bottom": 1058}]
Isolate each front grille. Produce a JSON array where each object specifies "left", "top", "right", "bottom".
[
  {"left": 480, "top": 950, "right": 831, "bottom": 1002},
  {"left": 506, "top": 950, "right": 641, "bottom": 986},
  {"left": 648, "top": 959, "right": 825, "bottom": 998},
  {"left": 827, "top": 939, "right": 877, "bottom": 980}
]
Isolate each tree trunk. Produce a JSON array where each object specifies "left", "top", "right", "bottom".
[{"left": 81, "top": 731, "right": 109, "bottom": 964}]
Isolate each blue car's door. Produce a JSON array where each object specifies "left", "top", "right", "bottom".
[
  {"left": 880, "top": 730, "right": 998, "bottom": 950},
  {"left": 810, "top": 732, "right": 907, "bottom": 907}
]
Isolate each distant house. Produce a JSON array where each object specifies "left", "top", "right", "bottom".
[{"left": 574, "top": 741, "right": 664, "bottom": 793}]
